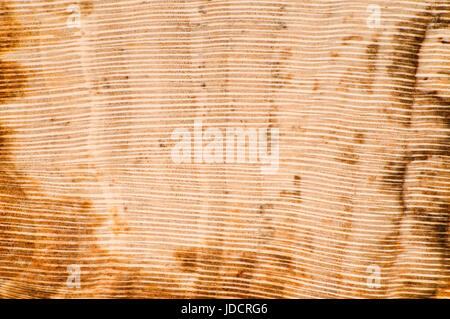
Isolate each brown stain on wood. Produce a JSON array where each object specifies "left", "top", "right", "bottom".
[
  {"left": 336, "top": 132, "right": 364, "bottom": 166},
  {"left": 19, "top": 199, "right": 99, "bottom": 298},
  {"left": 0, "top": 2, "right": 21, "bottom": 54},
  {"left": 387, "top": 6, "right": 450, "bottom": 298},
  {"left": 342, "top": 35, "right": 363, "bottom": 44},
  {"left": 0, "top": 1, "right": 447, "bottom": 298},
  {"left": 366, "top": 42, "right": 379, "bottom": 73},
  {"left": 220, "top": 250, "right": 258, "bottom": 298},
  {"left": 175, "top": 247, "right": 198, "bottom": 273},
  {"left": 174, "top": 245, "right": 226, "bottom": 297},
  {"left": 386, "top": 11, "right": 431, "bottom": 125},
  {"left": 362, "top": 39, "right": 379, "bottom": 93},
  {"left": 0, "top": 1, "right": 33, "bottom": 285},
  {"left": 194, "top": 246, "right": 224, "bottom": 297},
  {"left": 257, "top": 251, "right": 294, "bottom": 298},
  {"left": 382, "top": 160, "right": 407, "bottom": 188},
  {"left": 0, "top": 60, "right": 27, "bottom": 103},
  {"left": 280, "top": 175, "right": 301, "bottom": 201},
  {"left": 0, "top": 1, "right": 108, "bottom": 298},
  {"left": 80, "top": 0, "right": 94, "bottom": 16},
  {"left": 337, "top": 144, "right": 358, "bottom": 165}
]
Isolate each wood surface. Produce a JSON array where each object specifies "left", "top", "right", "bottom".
[{"left": 0, "top": 0, "right": 448, "bottom": 298}]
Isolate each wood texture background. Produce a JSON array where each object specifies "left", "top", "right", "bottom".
[{"left": 0, "top": 0, "right": 448, "bottom": 298}]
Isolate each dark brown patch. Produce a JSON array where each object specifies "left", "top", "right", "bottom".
[
  {"left": 355, "top": 132, "right": 365, "bottom": 144},
  {"left": 388, "top": 7, "right": 450, "bottom": 298},
  {"left": 194, "top": 246, "right": 224, "bottom": 298},
  {"left": 235, "top": 251, "right": 257, "bottom": 279},
  {"left": 0, "top": 2, "right": 21, "bottom": 54},
  {"left": 0, "top": 3, "right": 28, "bottom": 103},
  {"left": 258, "top": 252, "right": 294, "bottom": 298},
  {"left": 277, "top": 21, "right": 287, "bottom": 30},
  {"left": 349, "top": 38, "right": 379, "bottom": 94},
  {"left": 366, "top": 41, "right": 379, "bottom": 77},
  {"left": 430, "top": 6, "right": 450, "bottom": 29},
  {"left": 270, "top": 253, "right": 293, "bottom": 269},
  {"left": 280, "top": 175, "right": 301, "bottom": 201},
  {"left": 313, "top": 78, "right": 319, "bottom": 91},
  {"left": 80, "top": 0, "right": 94, "bottom": 16},
  {"left": 417, "top": 92, "right": 450, "bottom": 127},
  {"left": 293, "top": 174, "right": 301, "bottom": 185},
  {"left": 0, "top": 0, "right": 33, "bottom": 287},
  {"left": 0, "top": 2, "right": 108, "bottom": 298},
  {"left": 0, "top": 147, "right": 34, "bottom": 284},
  {"left": 0, "top": 60, "right": 27, "bottom": 103},
  {"left": 17, "top": 198, "right": 106, "bottom": 298},
  {"left": 175, "top": 247, "right": 198, "bottom": 272},
  {"left": 337, "top": 144, "right": 358, "bottom": 165},
  {"left": 382, "top": 160, "right": 407, "bottom": 188},
  {"left": 108, "top": 267, "right": 181, "bottom": 299},
  {"left": 223, "top": 251, "right": 258, "bottom": 298},
  {"left": 391, "top": 208, "right": 448, "bottom": 298},
  {"left": 410, "top": 91, "right": 450, "bottom": 158},
  {"left": 342, "top": 35, "right": 364, "bottom": 45},
  {"left": 386, "top": 12, "right": 431, "bottom": 125}
]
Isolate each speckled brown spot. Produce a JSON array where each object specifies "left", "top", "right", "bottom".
[
  {"left": 382, "top": 160, "right": 407, "bottom": 188},
  {"left": 0, "top": 1, "right": 34, "bottom": 286},
  {"left": 194, "top": 246, "right": 224, "bottom": 298},
  {"left": 342, "top": 35, "right": 363, "bottom": 45},
  {"left": 80, "top": 0, "right": 94, "bottom": 16},
  {"left": 0, "top": 2, "right": 21, "bottom": 54},
  {"left": 337, "top": 144, "right": 358, "bottom": 165},
  {"left": 0, "top": 61, "right": 27, "bottom": 105},
  {"left": 223, "top": 250, "right": 258, "bottom": 298},
  {"left": 175, "top": 247, "right": 198, "bottom": 272},
  {"left": 354, "top": 132, "right": 365, "bottom": 144},
  {"left": 386, "top": 12, "right": 431, "bottom": 124}
]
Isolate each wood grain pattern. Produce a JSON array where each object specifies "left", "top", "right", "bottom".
[{"left": 0, "top": 0, "right": 448, "bottom": 298}]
